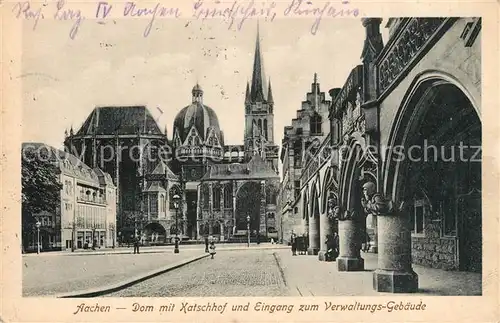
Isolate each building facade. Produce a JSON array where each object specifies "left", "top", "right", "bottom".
[
  {"left": 64, "top": 27, "right": 279, "bottom": 243},
  {"left": 22, "top": 143, "right": 117, "bottom": 251},
  {"left": 278, "top": 17, "right": 482, "bottom": 293}
]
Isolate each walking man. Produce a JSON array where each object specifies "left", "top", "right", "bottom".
[{"left": 133, "top": 235, "right": 140, "bottom": 254}]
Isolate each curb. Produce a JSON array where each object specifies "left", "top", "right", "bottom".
[{"left": 54, "top": 253, "right": 210, "bottom": 298}]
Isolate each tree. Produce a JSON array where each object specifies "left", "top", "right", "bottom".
[{"left": 21, "top": 148, "right": 63, "bottom": 250}]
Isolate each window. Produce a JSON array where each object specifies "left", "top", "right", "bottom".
[
  {"left": 213, "top": 184, "right": 221, "bottom": 211},
  {"left": 411, "top": 199, "right": 426, "bottom": 235},
  {"left": 264, "top": 119, "right": 268, "bottom": 140},
  {"left": 310, "top": 113, "right": 322, "bottom": 135},
  {"left": 160, "top": 195, "right": 165, "bottom": 212},
  {"left": 201, "top": 185, "right": 209, "bottom": 210},
  {"left": 150, "top": 194, "right": 158, "bottom": 213},
  {"left": 267, "top": 213, "right": 275, "bottom": 219},
  {"left": 224, "top": 183, "right": 233, "bottom": 209}
]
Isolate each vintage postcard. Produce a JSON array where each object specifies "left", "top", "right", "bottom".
[{"left": 2, "top": 0, "right": 499, "bottom": 322}]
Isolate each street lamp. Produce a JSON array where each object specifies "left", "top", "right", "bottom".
[
  {"left": 246, "top": 215, "right": 250, "bottom": 247},
  {"left": 35, "top": 220, "right": 41, "bottom": 254},
  {"left": 173, "top": 194, "right": 181, "bottom": 254}
]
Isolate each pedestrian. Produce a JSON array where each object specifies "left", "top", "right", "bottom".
[
  {"left": 291, "top": 234, "right": 297, "bottom": 256},
  {"left": 133, "top": 236, "right": 140, "bottom": 254},
  {"left": 209, "top": 241, "right": 216, "bottom": 259},
  {"left": 204, "top": 236, "right": 209, "bottom": 253}
]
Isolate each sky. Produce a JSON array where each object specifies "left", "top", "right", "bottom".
[{"left": 22, "top": 17, "right": 389, "bottom": 151}]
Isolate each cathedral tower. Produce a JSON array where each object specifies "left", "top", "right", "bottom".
[{"left": 244, "top": 26, "right": 278, "bottom": 172}]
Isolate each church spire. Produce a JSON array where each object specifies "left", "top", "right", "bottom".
[
  {"left": 245, "top": 81, "right": 251, "bottom": 104},
  {"left": 250, "top": 22, "right": 267, "bottom": 103},
  {"left": 267, "top": 78, "right": 274, "bottom": 104}
]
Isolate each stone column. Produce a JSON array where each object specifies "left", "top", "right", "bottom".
[
  {"left": 208, "top": 183, "right": 213, "bottom": 236},
  {"left": 260, "top": 181, "right": 266, "bottom": 238},
  {"left": 307, "top": 214, "right": 320, "bottom": 255},
  {"left": 373, "top": 213, "right": 418, "bottom": 293},
  {"left": 232, "top": 181, "right": 237, "bottom": 232},
  {"left": 337, "top": 218, "right": 365, "bottom": 271},
  {"left": 372, "top": 215, "right": 378, "bottom": 253},
  {"left": 318, "top": 214, "right": 331, "bottom": 261},
  {"left": 196, "top": 185, "right": 201, "bottom": 240},
  {"left": 182, "top": 189, "right": 187, "bottom": 235}
]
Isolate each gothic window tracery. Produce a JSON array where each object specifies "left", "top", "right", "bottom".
[
  {"left": 310, "top": 113, "right": 322, "bottom": 135},
  {"left": 205, "top": 128, "right": 221, "bottom": 147},
  {"left": 224, "top": 183, "right": 233, "bottom": 209},
  {"left": 213, "top": 183, "right": 221, "bottom": 210},
  {"left": 184, "top": 127, "right": 202, "bottom": 147}
]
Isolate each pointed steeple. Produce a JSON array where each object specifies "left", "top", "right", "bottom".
[
  {"left": 245, "top": 81, "right": 251, "bottom": 104},
  {"left": 267, "top": 78, "right": 274, "bottom": 104},
  {"left": 250, "top": 22, "right": 267, "bottom": 103},
  {"left": 70, "top": 126, "right": 74, "bottom": 136},
  {"left": 164, "top": 125, "right": 168, "bottom": 138}
]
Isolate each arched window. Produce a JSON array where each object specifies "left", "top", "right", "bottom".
[
  {"left": 149, "top": 193, "right": 158, "bottom": 213},
  {"left": 160, "top": 194, "right": 165, "bottom": 212},
  {"left": 202, "top": 185, "right": 209, "bottom": 210},
  {"left": 258, "top": 119, "right": 263, "bottom": 135},
  {"left": 224, "top": 183, "right": 233, "bottom": 209},
  {"left": 310, "top": 113, "right": 322, "bottom": 135},
  {"left": 264, "top": 119, "right": 268, "bottom": 140},
  {"left": 213, "top": 183, "right": 221, "bottom": 211}
]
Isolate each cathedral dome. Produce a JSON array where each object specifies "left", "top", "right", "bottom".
[{"left": 172, "top": 84, "right": 222, "bottom": 145}]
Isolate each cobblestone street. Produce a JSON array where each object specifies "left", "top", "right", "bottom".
[{"left": 107, "top": 249, "right": 289, "bottom": 297}]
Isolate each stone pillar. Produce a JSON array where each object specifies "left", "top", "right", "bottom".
[
  {"left": 208, "top": 183, "right": 213, "bottom": 236},
  {"left": 337, "top": 219, "right": 365, "bottom": 271},
  {"left": 372, "top": 215, "right": 378, "bottom": 253},
  {"left": 182, "top": 189, "right": 187, "bottom": 235},
  {"left": 196, "top": 185, "right": 201, "bottom": 239},
  {"left": 260, "top": 181, "right": 266, "bottom": 237},
  {"left": 232, "top": 181, "right": 237, "bottom": 231},
  {"left": 318, "top": 214, "right": 331, "bottom": 261},
  {"left": 307, "top": 214, "right": 320, "bottom": 255},
  {"left": 373, "top": 214, "right": 418, "bottom": 293}
]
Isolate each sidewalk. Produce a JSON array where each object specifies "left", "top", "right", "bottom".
[
  {"left": 275, "top": 250, "right": 481, "bottom": 296},
  {"left": 23, "top": 243, "right": 289, "bottom": 257},
  {"left": 23, "top": 249, "right": 204, "bottom": 297}
]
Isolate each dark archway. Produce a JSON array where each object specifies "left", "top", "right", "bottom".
[
  {"left": 385, "top": 78, "right": 481, "bottom": 273},
  {"left": 143, "top": 222, "right": 167, "bottom": 243},
  {"left": 235, "top": 182, "right": 262, "bottom": 232}
]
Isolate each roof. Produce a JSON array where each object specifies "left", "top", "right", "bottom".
[
  {"left": 173, "top": 102, "right": 221, "bottom": 142},
  {"left": 76, "top": 106, "right": 163, "bottom": 136},
  {"left": 145, "top": 181, "right": 166, "bottom": 192},
  {"left": 21, "top": 142, "right": 115, "bottom": 187},
  {"left": 201, "top": 154, "right": 279, "bottom": 181},
  {"left": 151, "top": 160, "right": 179, "bottom": 180}
]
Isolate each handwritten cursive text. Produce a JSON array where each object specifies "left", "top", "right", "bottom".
[
  {"left": 123, "top": 2, "right": 181, "bottom": 37},
  {"left": 284, "top": 0, "right": 359, "bottom": 35}
]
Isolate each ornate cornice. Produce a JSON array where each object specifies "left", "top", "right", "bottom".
[{"left": 376, "top": 18, "right": 457, "bottom": 99}]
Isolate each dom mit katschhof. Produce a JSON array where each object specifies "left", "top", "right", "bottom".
[{"left": 277, "top": 17, "right": 482, "bottom": 293}]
